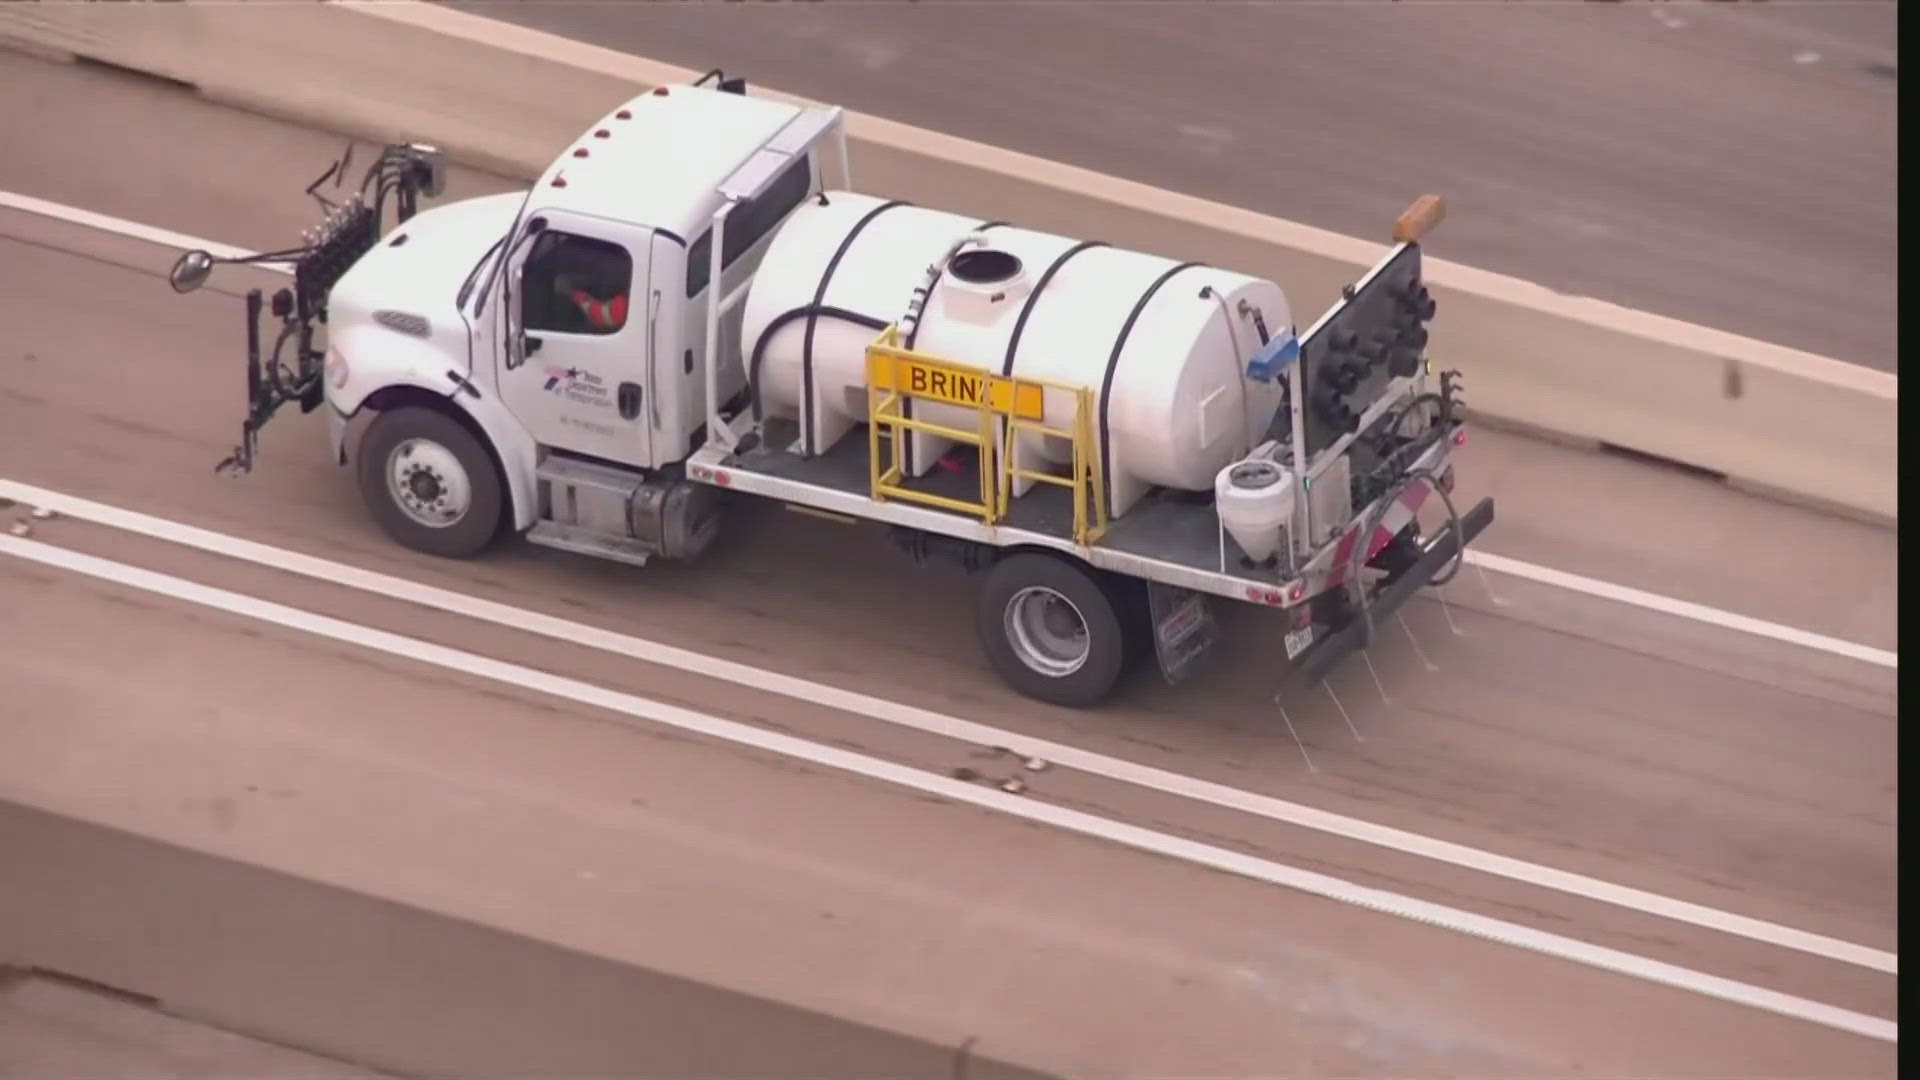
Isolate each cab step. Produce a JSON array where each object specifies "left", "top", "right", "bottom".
[
  {"left": 527, "top": 453, "right": 661, "bottom": 567},
  {"left": 526, "top": 520, "right": 655, "bottom": 567}
]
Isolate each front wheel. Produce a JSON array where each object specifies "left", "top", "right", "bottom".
[
  {"left": 976, "top": 553, "right": 1128, "bottom": 709},
  {"left": 356, "top": 406, "right": 504, "bottom": 559}
]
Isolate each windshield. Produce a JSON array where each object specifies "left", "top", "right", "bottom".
[{"left": 457, "top": 233, "right": 507, "bottom": 312}]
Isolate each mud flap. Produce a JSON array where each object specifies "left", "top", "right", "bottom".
[
  {"left": 1148, "top": 582, "right": 1218, "bottom": 684},
  {"left": 1285, "top": 495, "right": 1495, "bottom": 689}
]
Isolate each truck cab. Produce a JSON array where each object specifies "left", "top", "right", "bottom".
[
  {"left": 319, "top": 81, "right": 846, "bottom": 562},
  {"left": 487, "top": 85, "right": 819, "bottom": 470}
]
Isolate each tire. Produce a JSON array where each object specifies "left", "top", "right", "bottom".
[
  {"left": 356, "top": 406, "right": 504, "bottom": 559},
  {"left": 976, "top": 552, "right": 1128, "bottom": 708}
]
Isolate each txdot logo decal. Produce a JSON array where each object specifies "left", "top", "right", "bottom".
[{"left": 542, "top": 365, "right": 611, "bottom": 407}]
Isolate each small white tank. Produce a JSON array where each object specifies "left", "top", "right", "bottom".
[
  {"left": 1214, "top": 457, "right": 1296, "bottom": 563},
  {"left": 740, "top": 192, "right": 1293, "bottom": 517}
]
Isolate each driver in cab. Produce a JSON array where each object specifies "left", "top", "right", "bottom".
[{"left": 553, "top": 259, "right": 628, "bottom": 334}]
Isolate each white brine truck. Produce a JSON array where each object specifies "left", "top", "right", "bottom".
[{"left": 169, "top": 73, "right": 1494, "bottom": 708}]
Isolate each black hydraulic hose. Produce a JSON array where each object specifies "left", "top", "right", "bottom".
[
  {"left": 267, "top": 323, "right": 299, "bottom": 393},
  {"left": 746, "top": 304, "right": 890, "bottom": 424},
  {"left": 1343, "top": 464, "right": 1464, "bottom": 653},
  {"left": 1352, "top": 391, "right": 1448, "bottom": 501},
  {"left": 1382, "top": 392, "right": 1449, "bottom": 443},
  {"left": 905, "top": 221, "right": 1011, "bottom": 352},
  {"left": 1414, "top": 465, "right": 1466, "bottom": 589}
]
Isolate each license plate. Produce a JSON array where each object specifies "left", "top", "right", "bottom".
[{"left": 1284, "top": 625, "right": 1316, "bottom": 660}]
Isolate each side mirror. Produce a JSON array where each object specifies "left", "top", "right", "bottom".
[
  {"left": 506, "top": 264, "right": 527, "bottom": 368},
  {"left": 405, "top": 143, "right": 446, "bottom": 198},
  {"left": 169, "top": 249, "right": 216, "bottom": 293}
]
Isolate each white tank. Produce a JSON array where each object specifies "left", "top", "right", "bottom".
[{"left": 740, "top": 192, "right": 1293, "bottom": 517}]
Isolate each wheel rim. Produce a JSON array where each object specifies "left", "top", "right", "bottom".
[
  {"left": 386, "top": 437, "right": 471, "bottom": 529},
  {"left": 1004, "top": 586, "right": 1091, "bottom": 678}
]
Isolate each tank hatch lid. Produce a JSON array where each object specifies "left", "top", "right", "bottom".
[{"left": 718, "top": 105, "right": 842, "bottom": 202}]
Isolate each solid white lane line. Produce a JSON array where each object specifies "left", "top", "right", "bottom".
[
  {"left": 0, "top": 535, "right": 1895, "bottom": 1044},
  {"left": 0, "top": 191, "right": 268, "bottom": 265},
  {"left": 0, "top": 478, "right": 1896, "bottom": 977},
  {"left": 0, "top": 190, "right": 1892, "bottom": 671},
  {"left": 1471, "top": 552, "right": 1896, "bottom": 669}
]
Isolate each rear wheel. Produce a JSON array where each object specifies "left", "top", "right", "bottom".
[
  {"left": 976, "top": 553, "right": 1127, "bottom": 708},
  {"left": 357, "top": 406, "right": 503, "bottom": 559}
]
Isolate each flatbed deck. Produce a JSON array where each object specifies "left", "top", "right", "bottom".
[
  {"left": 692, "top": 409, "right": 1470, "bottom": 609},
  {"left": 698, "top": 411, "right": 1493, "bottom": 693},
  {"left": 713, "top": 417, "right": 1267, "bottom": 585}
]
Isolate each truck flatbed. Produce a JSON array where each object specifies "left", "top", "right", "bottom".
[
  {"left": 699, "top": 417, "right": 1252, "bottom": 581},
  {"left": 689, "top": 413, "right": 1464, "bottom": 609}
]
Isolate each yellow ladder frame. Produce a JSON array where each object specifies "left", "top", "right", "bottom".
[{"left": 865, "top": 326, "right": 1109, "bottom": 546}]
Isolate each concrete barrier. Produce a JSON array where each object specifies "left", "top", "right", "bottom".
[
  {"left": 0, "top": 800, "right": 1051, "bottom": 1080},
  {"left": 0, "top": 0, "right": 1894, "bottom": 523}
]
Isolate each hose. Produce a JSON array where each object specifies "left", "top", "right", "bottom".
[
  {"left": 1342, "top": 463, "right": 1464, "bottom": 652},
  {"left": 1198, "top": 286, "right": 1256, "bottom": 459},
  {"left": 1345, "top": 391, "right": 1449, "bottom": 509},
  {"left": 901, "top": 230, "right": 988, "bottom": 348},
  {"left": 745, "top": 303, "right": 890, "bottom": 424}
]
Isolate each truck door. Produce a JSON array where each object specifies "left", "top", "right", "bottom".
[
  {"left": 645, "top": 230, "right": 692, "bottom": 461},
  {"left": 498, "top": 210, "right": 656, "bottom": 468}
]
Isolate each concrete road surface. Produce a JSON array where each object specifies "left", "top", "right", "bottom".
[
  {"left": 462, "top": 0, "right": 1900, "bottom": 371},
  {"left": 0, "top": 47, "right": 1898, "bottom": 1078}
]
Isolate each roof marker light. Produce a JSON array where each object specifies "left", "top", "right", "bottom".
[
  {"left": 652, "top": 86, "right": 669, "bottom": 96},
  {"left": 594, "top": 129, "right": 610, "bottom": 138},
  {"left": 573, "top": 148, "right": 589, "bottom": 158},
  {"left": 615, "top": 109, "right": 632, "bottom": 120}
]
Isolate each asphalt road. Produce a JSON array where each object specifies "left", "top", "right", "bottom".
[
  {"left": 0, "top": 47, "right": 1899, "bottom": 1077},
  {"left": 460, "top": 0, "right": 1900, "bottom": 372}
]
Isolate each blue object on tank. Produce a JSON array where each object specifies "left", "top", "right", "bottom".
[{"left": 1246, "top": 329, "right": 1300, "bottom": 383}]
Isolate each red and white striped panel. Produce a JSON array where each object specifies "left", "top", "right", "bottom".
[{"left": 1320, "top": 480, "right": 1432, "bottom": 591}]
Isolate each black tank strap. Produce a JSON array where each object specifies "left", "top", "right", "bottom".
[{"left": 1097, "top": 262, "right": 1206, "bottom": 517}]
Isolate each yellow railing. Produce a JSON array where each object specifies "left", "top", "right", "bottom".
[{"left": 865, "top": 326, "right": 1108, "bottom": 545}]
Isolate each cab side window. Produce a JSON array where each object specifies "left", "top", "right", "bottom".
[
  {"left": 685, "top": 152, "right": 813, "bottom": 298},
  {"left": 523, "top": 232, "right": 634, "bottom": 335}
]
